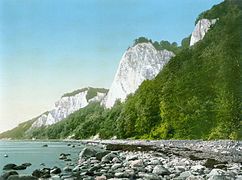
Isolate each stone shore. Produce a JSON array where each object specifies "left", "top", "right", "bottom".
[{"left": 1, "top": 140, "right": 241, "bottom": 180}]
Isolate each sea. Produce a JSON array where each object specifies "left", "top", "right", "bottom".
[{"left": 0, "top": 140, "right": 84, "bottom": 175}]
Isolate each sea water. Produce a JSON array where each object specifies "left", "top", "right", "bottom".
[{"left": 0, "top": 140, "right": 84, "bottom": 175}]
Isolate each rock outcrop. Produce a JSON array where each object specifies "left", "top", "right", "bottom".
[
  {"left": 103, "top": 42, "right": 174, "bottom": 108},
  {"left": 190, "top": 18, "right": 217, "bottom": 46},
  {"left": 31, "top": 87, "right": 108, "bottom": 128}
]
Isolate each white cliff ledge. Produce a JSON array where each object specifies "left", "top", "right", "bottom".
[
  {"left": 103, "top": 42, "right": 175, "bottom": 108},
  {"left": 31, "top": 87, "right": 108, "bottom": 128},
  {"left": 190, "top": 18, "right": 217, "bottom": 46}
]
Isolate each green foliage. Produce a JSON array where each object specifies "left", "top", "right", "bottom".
[
  {"left": 181, "top": 35, "right": 191, "bottom": 49},
  {"left": 62, "top": 88, "right": 88, "bottom": 98},
  {"left": 62, "top": 87, "right": 108, "bottom": 101},
  {"left": 119, "top": 0, "right": 241, "bottom": 140},
  {"left": 0, "top": 119, "right": 35, "bottom": 139},
  {"left": 86, "top": 88, "right": 108, "bottom": 101},
  {"left": 27, "top": 101, "right": 124, "bottom": 140},
  {"left": 134, "top": 37, "right": 180, "bottom": 54},
  {"left": 133, "top": 37, "right": 152, "bottom": 45}
]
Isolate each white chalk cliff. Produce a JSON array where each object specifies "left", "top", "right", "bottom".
[
  {"left": 31, "top": 88, "right": 107, "bottom": 128},
  {"left": 190, "top": 18, "right": 217, "bottom": 46},
  {"left": 103, "top": 42, "right": 175, "bottom": 108}
]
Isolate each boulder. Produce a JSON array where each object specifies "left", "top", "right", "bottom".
[
  {"left": 12, "top": 165, "right": 27, "bottom": 170},
  {"left": 7, "top": 175, "right": 38, "bottom": 180},
  {"left": 178, "top": 171, "right": 192, "bottom": 179},
  {"left": 50, "top": 167, "right": 61, "bottom": 174},
  {"left": 114, "top": 172, "right": 129, "bottom": 178},
  {"left": 101, "top": 152, "right": 118, "bottom": 163},
  {"left": 126, "top": 155, "right": 138, "bottom": 161},
  {"left": 130, "top": 160, "right": 143, "bottom": 168},
  {"left": 111, "top": 163, "right": 122, "bottom": 170},
  {"left": 32, "top": 169, "right": 43, "bottom": 178},
  {"left": 207, "top": 168, "right": 228, "bottom": 180},
  {"left": 148, "top": 159, "right": 161, "bottom": 165},
  {"left": 152, "top": 165, "right": 170, "bottom": 175},
  {"left": 204, "top": 159, "right": 225, "bottom": 168},
  {"left": 79, "top": 147, "right": 109, "bottom": 163},
  {"left": 3, "top": 164, "right": 17, "bottom": 170},
  {"left": 138, "top": 172, "right": 160, "bottom": 180},
  {"left": 0, "top": 171, "right": 18, "bottom": 180},
  {"left": 59, "top": 154, "right": 67, "bottom": 160},
  {"left": 112, "top": 157, "right": 121, "bottom": 163},
  {"left": 63, "top": 166, "right": 72, "bottom": 172},
  {"left": 32, "top": 168, "right": 50, "bottom": 178},
  {"left": 95, "top": 175, "right": 107, "bottom": 180},
  {"left": 207, "top": 175, "right": 228, "bottom": 180},
  {"left": 186, "top": 175, "right": 204, "bottom": 180},
  {"left": 191, "top": 165, "right": 205, "bottom": 173}
]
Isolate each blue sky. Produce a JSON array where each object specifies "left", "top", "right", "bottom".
[{"left": 0, "top": 0, "right": 223, "bottom": 132}]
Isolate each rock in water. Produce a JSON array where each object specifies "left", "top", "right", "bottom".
[
  {"left": 50, "top": 167, "right": 61, "bottom": 174},
  {"left": 190, "top": 18, "right": 217, "bottom": 46},
  {"left": 103, "top": 42, "right": 174, "bottom": 108},
  {"left": 7, "top": 175, "right": 38, "bottom": 180},
  {"left": 0, "top": 171, "right": 18, "bottom": 180},
  {"left": 3, "top": 164, "right": 17, "bottom": 170}
]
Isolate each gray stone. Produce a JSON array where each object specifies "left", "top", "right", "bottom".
[
  {"left": 95, "top": 176, "right": 107, "bottom": 180},
  {"left": 63, "top": 166, "right": 72, "bottom": 172},
  {"left": 138, "top": 172, "right": 160, "bottom": 180},
  {"left": 175, "top": 166, "right": 186, "bottom": 173},
  {"left": 178, "top": 171, "right": 192, "bottom": 179},
  {"left": 112, "top": 157, "right": 121, "bottom": 163},
  {"left": 152, "top": 165, "right": 170, "bottom": 175},
  {"left": 126, "top": 155, "right": 138, "bottom": 161},
  {"left": 111, "top": 163, "right": 122, "bottom": 170},
  {"left": 191, "top": 165, "right": 206, "bottom": 173},
  {"left": 130, "top": 160, "right": 143, "bottom": 168},
  {"left": 79, "top": 147, "right": 97, "bottom": 161},
  {"left": 101, "top": 152, "right": 118, "bottom": 163},
  {"left": 0, "top": 171, "right": 18, "bottom": 180},
  {"left": 148, "top": 159, "right": 161, "bottom": 165},
  {"left": 7, "top": 175, "right": 38, "bottom": 180},
  {"left": 72, "top": 166, "right": 80, "bottom": 172},
  {"left": 186, "top": 175, "right": 204, "bottom": 180},
  {"left": 50, "top": 167, "right": 61, "bottom": 174},
  {"left": 114, "top": 172, "right": 129, "bottom": 178},
  {"left": 207, "top": 175, "right": 228, "bottom": 180},
  {"left": 3, "top": 164, "right": 17, "bottom": 170},
  {"left": 207, "top": 169, "right": 226, "bottom": 177}
]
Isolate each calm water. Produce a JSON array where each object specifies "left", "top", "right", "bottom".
[{"left": 0, "top": 140, "right": 84, "bottom": 175}]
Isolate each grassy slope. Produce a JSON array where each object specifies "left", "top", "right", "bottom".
[{"left": 0, "top": 119, "right": 35, "bottom": 139}]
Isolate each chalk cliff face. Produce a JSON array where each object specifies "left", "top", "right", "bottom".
[
  {"left": 31, "top": 88, "right": 107, "bottom": 128},
  {"left": 103, "top": 42, "right": 175, "bottom": 108},
  {"left": 190, "top": 18, "right": 217, "bottom": 46}
]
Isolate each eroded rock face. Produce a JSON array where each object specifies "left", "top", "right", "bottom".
[
  {"left": 190, "top": 18, "right": 217, "bottom": 46},
  {"left": 31, "top": 88, "right": 107, "bottom": 128},
  {"left": 103, "top": 42, "right": 174, "bottom": 108}
]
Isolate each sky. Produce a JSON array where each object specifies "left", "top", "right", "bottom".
[{"left": 0, "top": 0, "right": 223, "bottom": 133}]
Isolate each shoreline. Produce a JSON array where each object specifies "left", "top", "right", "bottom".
[{"left": 1, "top": 139, "right": 241, "bottom": 179}]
